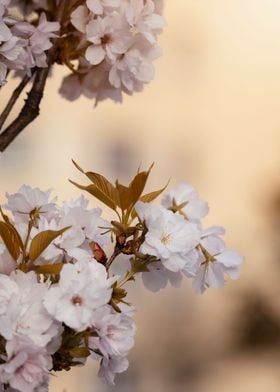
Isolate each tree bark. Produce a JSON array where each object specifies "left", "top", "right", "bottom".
[{"left": 0, "top": 67, "right": 50, "bottom": 152}]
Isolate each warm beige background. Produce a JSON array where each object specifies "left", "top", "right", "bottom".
[{"left": 2, "top": 1, "right": 280, "bottom": 391}]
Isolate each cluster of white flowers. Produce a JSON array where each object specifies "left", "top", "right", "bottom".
[
  {"left": 1, "top": 0, "right": 164, "bottom": 104},
  {"left": 136, "top": 182, "right": 244, "bottom": 294},
  {"left": 0, "top": 0, "right": 59, "bottom": 86},
  {"left": 60, "top": 0, "right": 164, "bottom": 103},
  {"left": 0, "top": 185, "right": 136, "bottom": 391},
  {"left": 0, "top": 176, "right": 243, "bottom": 391}
]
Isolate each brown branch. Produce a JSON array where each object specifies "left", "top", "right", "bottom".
[
  {"left": 0, "top": 74, "right": 32, "bottom": 131},
  {"left": 0, "top": 66, "right": 50, "bottom": 152},
  {"left": 0, "top": 1, "right": 69, "bottom": 152}
]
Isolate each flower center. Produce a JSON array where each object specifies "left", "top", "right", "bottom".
[
  {"left": 71, "top": 294, "right": 83, "bottom": 306},
  {"left": 160, "top": 233, "right": 172, "bottom": 245},
  {"left": 101, "top": 34, "right": 111, "bottom": 45},
  {"left": 130, "top": 25, "right": 138, "bottom": 35}
]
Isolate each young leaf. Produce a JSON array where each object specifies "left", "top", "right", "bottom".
[
  {"left": 129, "top": 164, "right": 154, "bottom": 206},
  {"left": 29, "top": 227, "right": 70, "bottom": 262},
  {"left": 85, "top": 172, "right": 120, "bottom": 206},
  {"left": 72, "top": 159, "right": 85, "bottom": 174},
  {"left": 69, "top": 180, "right": 117, "bottom": 211},
  {"left": 0, "top": 222, "right": 22, "bottom": 261},
  {"left": 115, "top": 182, "right": 133, "bottom": 211},
  {"left": 72, "top": 161, "right": 120, "bottom": 208}
]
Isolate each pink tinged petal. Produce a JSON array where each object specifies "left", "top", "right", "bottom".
[
  {"left": 0, "top": 20, "right": 11, "bottom": 41},
  {"left": 145, "top": 233, "right": 170, "bottom": 259},
  {"left": 142, "top": 266, "right": 168, "bottom": 292},
  {"left": 201, "top": 235, "right": 225, "bottom": 255},
  {"left": 206, "top": 263, "right": 225, "bottom": 289},
  {"left": 4, "top": 351, "right": 28, "bottom": 374},
  {"left": 109, "top": 66, "right": 121, "bottom": 88},
  {"left": 216, "top": 250, "right": 244, "bottom": 268},
  {"left": 142, "top": 31, "right": 156, "bottom": 44},
  {"left": 162, "top": 183, "right": 197, "bottom": 208},
  {"left": 104, "top": 0, "right": 120, "bottom": 6},
  {"left": 202, "top": 226, "right": 225, "bottom": 237},
  {"left": 139, "top": 241, "right": 158, "bottom": 258},
  {"left": 145, "top": 13, "right": 165, "bottom": 30},
  {"left": 71, "top": 6, "right": 89, "bottom": 33},
  {"left": 162, "top": 254, "right": 186, "bottom": 273},
  {"left": 166, "top": 270, "right": 183, "bottom": 288},
  {"left": 184, "top": 199, "right": 209, "bottom": 220},
  {"left": 192, "top": 266, "right": 208, "bottom": 294},
  {"left": 59, "top": 73, "right": 83, "bottom": 101},
  {"left": 87, "top": 0, "right": 103, "bottom": 14},
  {"left": 85, "top": 45, "right": 106, "bottom": 65},
  {"left": 43, "top": 286, "right": 61, "bottom": 315},
  {"left": 183, "top": 250, "right": 199, "bottom": 278},
  {"left": 226, "top": 267, "right": 240, "bottom": 280},
  {"left": 136, "top": 61, "right": 155, "bottom": 83},
  {"left": 5, "top": 193, "right": 31, "bottom": 214}
]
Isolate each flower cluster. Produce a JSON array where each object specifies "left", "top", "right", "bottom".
[
  {"left": 137, "top": 183, "right": 243, "bottom": 294},
  {"left": 0, "top": 0, "right": 59, "bottom": 86},
  {"left": 1, "top": 0, "right": 164, "bottom": 103},
  {"left": 0, "top": 164, "right": 243, "bottom": 391},
  {"left": 60, "top": 0, "right": 164, "bottom": 103},
  {"left": 0, "top": 1, "right": 165, "bottom": 152}
]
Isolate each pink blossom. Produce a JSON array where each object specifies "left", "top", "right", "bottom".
[
  {"left": 0, "top": 336, "right": 51, "bottom": 392},
  {"left": 43, "top": 260, "right": 117, "bottom": 331},
  {"left": 5, "top": 185, "right": 57, "bottom": 223}
]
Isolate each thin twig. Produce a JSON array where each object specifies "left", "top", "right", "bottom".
[
  {"left": 0, "top": 66, "right": 50, "bottom": 152},
  {"left": 0, "top": 74, "right": 32, "bottom": 131},
  {"left": 0, "top": 1, "right": 70, "bottom": 152},
  {"left": 106, "top": 247, "right": 122, "bottom": 271}
]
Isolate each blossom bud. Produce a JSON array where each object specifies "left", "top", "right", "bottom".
[{"left": 89, "top": 241, "right": 107, "bottom": 264}]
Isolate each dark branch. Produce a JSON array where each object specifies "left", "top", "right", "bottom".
[
  {"left": 0, "top": 74, "right": 32, "bottom": 131},
  {"left": 0, "top": 1, "right": 67, "bottom": 152},
  {"left": 0, "top": 66, "right": 50, "bottom": 152}
]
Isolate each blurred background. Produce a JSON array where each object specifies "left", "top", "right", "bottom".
[{"left": 2, "top": 0, "right": 280, "bottom": 390}]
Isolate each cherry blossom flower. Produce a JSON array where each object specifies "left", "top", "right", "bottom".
[
  {"left": 0, "top": 336, "right": 52, "bottom": 392},
  {"left": 87, "top": 0, "right": 120, "bottom": 15},
  {"left": 98, "top": 355, "right": 129, "bottom": 385},
  {"left": 61, "top": 0, "right": 164, "bottom": 103},
  {"left": 29, "top": 203, "right": 109, "bottom": 263},
  {"left": 123, "top": 0, "right": 165, "bottom": 44},
  {"left": 5, "top": 185, "right": 57, "bottom": 223},
  {"left": 162, "top": 182, "right": 209, "bottom": 222},
  {"left": 141, "top": 261, "right": 183, "bottom": 292},
  {"left": 0, "top": 271, "right": 62, "bottom": 348},
  {"left": 192, "top": 227, "right": 244, "bottom": 294},
  {"left": 89, "top": 304, "right": 135, "bottom": 359},
  {"left": 60, "top": 204, "right": 109, "bottom": 246},
  {"left": 85, "top": 14, "right": 129, "bottom": 65},
  {"left": 11, "top": 13, "right": 59, "bottom": 70},
  {"left": 43, "top": 260, "right": 117, "bottom": 331},
  {"left": 141, "top": 249, "right": 199, "bottom": 292},
  {"left": 135, "top": 202, "right": 201, "bottom": 272}
]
